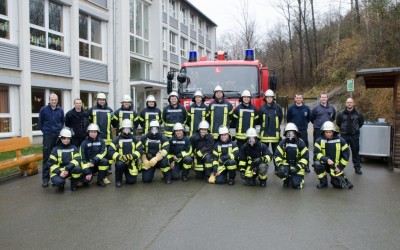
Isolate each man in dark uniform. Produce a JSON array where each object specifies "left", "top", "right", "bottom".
[
  {"left": 162, "top": 91, "right": 187, "bottom": 139},
  {"left": 65, "top": 98, "right": 88, "bottom": 148},
  {"left": 208, "top": 85, "right": 233, "bottom": 139}
]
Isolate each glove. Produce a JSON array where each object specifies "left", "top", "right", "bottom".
[
  {"left": 252, "top": 158, "right": 261, "bottom": 169},
  {"left": 141, "top": 155, "right": 151, "bottom": 170},
  {"left": 149, "top": 157, "right": 158, "bottom": 167},
  {"left": 126, "top": 154, "right": 133, "bottom": 161},
  {"left": 120, "top": 155, "right": 127, "bottom": 162},
  {"left": 290, "top": 164, "right": 301, "bottom": 175},
  {"left": 208, "top": 172, "right": 216, "bottom": 184},
  {"left": 155, "top": 152, "right": 164, "bottom": 161}
]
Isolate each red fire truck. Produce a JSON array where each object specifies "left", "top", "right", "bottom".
[{"left": 167, "top": 49, "right": 277, "bottom": 110}]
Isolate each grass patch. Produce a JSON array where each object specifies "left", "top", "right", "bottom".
[{"left": 0, "top": 145, "right": 43, "bottom": 178}]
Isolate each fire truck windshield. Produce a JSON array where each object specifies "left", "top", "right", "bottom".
[{"left": 178, "top": 65, "right": 259, "bottom": 98}]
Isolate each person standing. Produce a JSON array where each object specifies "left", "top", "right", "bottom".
[
  {"left": 208, "top": 85, "right": 233, "bottom": 139},
  {"left": 139, "top": 95, "right": 162, "bottom": 135},
  {"left": 186, "top": 90, "right": 209, "bottom": 137},
  {"left": 310, "top": 92, "right": 336, "bottom": 143},
  {"left": 287, "top": 93, "right": 311, "bottom": 172},
  {"left": 114, "top": 95, "right": 139, "bottom": 135},
  {"left": 162, "top": 91, "right": 187, "bottom": 139},
  {"left": 65, "top": 98, "right": 89, "bottom": 148},
  {"left": 336, "top": 98, "right": 364, "bottom": 175},
  {"left": 39, "top": 93, "right": 64, "bottom": 188},
  {"left": 259, "top": 89, "right": 283, "bottom": 154}
]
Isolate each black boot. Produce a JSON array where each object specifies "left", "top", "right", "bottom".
[
  {"left": 260, "top": 180, "right": 267, "bottom": 187},
  {"left": 115, "top": 181, "right": 122, "bottom": 188},
  {"left": 228, "top": 178, "right": 235, "bottom": 186},
  {"left": 57, "top": 184, "right": 65, "bottom": 191},
  {"left": 305, "top": 165, "right": 311, "bottom": 173},
  {"left": 316, "top": 182, "right": 328, "bottom": 189},
  {"left": 355, "top": 167, "right": 362, "bottom": 175},
  {"left": 182, "top": 175, "right": 188, "bottom": 182},
  {"left": 97, "top": 179, "right": 106, "bottom": 187}
]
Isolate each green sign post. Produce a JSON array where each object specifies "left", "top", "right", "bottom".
[{"left": 347, "top": 79, "right": 354, "bottom": 97}]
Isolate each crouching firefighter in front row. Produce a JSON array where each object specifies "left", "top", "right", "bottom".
[
  {"left": 109, "top": 119, "right": 143, "bottom": 187},
  {"left": 80, "top": 123, "right": 109, "bottom": 187},
  {"left": 168, "top": 123, "right": 193, "bottom": 181},
  {"left": 140, "top": 120, "right": 172, "bottom": 184},
  {"left": 211, "top": 125, "right": 239, "bottom": 185},
  {"left": 274, "top": 123, "right": 309, "bottom": 189},
  {"left": 48, "top": 128, "right": 81, "bottom": 191},
  {"left": 313, "top": 121, "right": 353, "bottom": 189},
  {"left": 238, "top": 128, "right": 272, "bottom": 187}
]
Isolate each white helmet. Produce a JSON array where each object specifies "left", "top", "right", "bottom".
[
  {"left": 173, "top": 123, "right": 184, "bottom": 131},
  {"left": 264, "top": 89, "right": 274, "bottom": 97},
  {"left": 218, "top": 125, "right": 229, "bottom": 135},
  {"left": 168, "top": 91, "right": 179, "bottom": 98},
  {"left": 214, "top": 85, "right": 223, "bottom": 92},
  {"left": 246, "top": 128, "right": 258, "bottom": 138},
  {"left": 122, "top": 95, "right": 132, "bottom": 102},
  {"left": 149, "top": 120, "right": 160, "bottom": 128},
  {"left": 120, "top": 119, "right": 133, "bottom": 129},
  {"left": 87, "top": 123, "right": 100, "bottom": 132},
  {"left": 198, "top": 120, "right": 210, "bottom": 130},
  {"left": 59, "top": 128, "right": 72, "bottom": 138},
  {"left": 146, "top": 95, "right": 156, "bottom": 102},
  {"left": 97, "top": 92, "right": 107, "bottom": 99},
  {"left": 193, "top": 90, "right": 204, "bottom": 98},
  {"left": 284, "top": 123, "right": 298, "bottom": 133},
  {"left": 321, "top": 121, "right": 337, "bottom": 132},
  {"left": 241, "top": 90, "right": 251, "bottom": 97}
]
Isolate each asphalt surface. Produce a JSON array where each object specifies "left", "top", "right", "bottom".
[{"left": 1, "top": 155, "right": 400, "bottom": 250}]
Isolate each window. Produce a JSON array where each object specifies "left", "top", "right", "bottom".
[
  {"left": 0, "top": 85, "right": 11, "bottom": 133},
  {"left": 32, "top": 88, "right": 62, "bottom": 131},
  {"left": 29, "top": 0, "right": 64, "bottom": 52},
  {"left": 79, "top": 13, "right": 102, "bottom": 60},
  {"left": 190, "top": 42, "right": 196, "bottom": 52},
  {"left": 80, "top": 91, "right": 96, "bottom": 110},
  {"left": 199, "top": 46, "right": 204, "bottom": 56},
  {"left": 163, "top": 66, "right": 168, "bottom": 82},
  {"left": 180, "top": 37, "right": 187, "bottom": 58},
  {"left": 130, "top": 0, "right": 149, "bottom": 57},
  {"left": 198, "top": 20, "right": 203, "bottom": 35},
  {"left": 190, "top": 13, "right": 195, "bottom": 30},
  {"left": 206, "top": 25, "right": 210, "bottom": 40},
  {"left": 180, "top": 6, "right": 186, "bottom": 25},
  {"left": 169, "top": 32, "right": 177, "bottom": 54},
  {"left": 169, "top": 0, "right": 176, "bottom": 19},
  {"left": 130, "top": 59, "right": 150, "bottom": 80},
  {"left": 162, "top": 28, "right": 167, "bottom": 50},
  {"left": 162, "top": 0, "right": 167, "bottom": 13},
  {"left": 170, "top": 68, "right": 178, "bottom": 90},
  {"left": 0, "top": 0, "right": 10, "bottom": 40}
]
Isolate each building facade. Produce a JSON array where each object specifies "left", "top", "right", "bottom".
[{"left": 0, "top": 0, "right": 216, "bottom": 142}]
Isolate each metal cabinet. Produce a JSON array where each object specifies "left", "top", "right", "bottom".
[{"left": 359, "top": 122, "right": 391, "bottom": 157}]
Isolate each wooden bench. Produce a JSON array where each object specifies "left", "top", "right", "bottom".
[{"left": 0, "top": 137, "right": 42, "bottom": 176}]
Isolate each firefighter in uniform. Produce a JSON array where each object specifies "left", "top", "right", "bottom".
[
  {"left": 80, "top": 123, "right": 109, "bottom": 187},
  {"left": 233, "top": 90, "right": 259, "bottom": 150},
  {"left": 109, "top": 119, "right": 143, "bottom": 187},
  {"left": 168, "top": 123, "right": 193, "bottom": 181},
  {"left": 274, "top": 123, "right": 309, "bottom": 189},
  {"left": 190, "top": 120, "right": 215, "bottom": 180},
  {"left": 211, "top": 125, "right": 239, "bottom": 185},
  {"left": 186, "top": 90, "right": 209, "bottom": 137},
  {"left": 162, "top": 91, "right": 187, "bottom": 139},
  {"left": 259, "top": 89, "right": 283, "bottom": 154},
  {"left": 87, "top": 92, "right": 116, "bottom": 183},
  {"left": 238, "top": 128, "right": 272, "bottom": 187},
  {"left": 141, "top": 120, "right": 172, "bottom": 184},
  {"left": 139, "top": 95, "right": 162, "bottom": 135},
  {"left": 209, "top": 85, "right": 233, "bottom": 139},
  {"left": 313, "top": 121, "right": 353, "bottom": 189},
  {"left": 48, "top": 128, "right": 81, "bottom": 191},
  {"left": 114, "top": 95, "right": 139, "bottom": 135}
]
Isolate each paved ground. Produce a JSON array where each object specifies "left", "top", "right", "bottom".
[{"left": 1, "top": 155, "right": 400, "bottom": 250}]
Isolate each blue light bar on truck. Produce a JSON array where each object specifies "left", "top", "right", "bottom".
[
  {"left": 189, "top": 51, "right": 197, "bottom": 62},
  {"left": 244, "top": 49, "right": 255, "bottom": 61}
]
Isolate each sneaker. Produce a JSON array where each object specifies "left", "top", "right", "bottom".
[{"left": 103, "top": 177, "right": 111, "bottom": 184}]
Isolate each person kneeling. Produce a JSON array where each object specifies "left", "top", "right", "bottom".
[
  {"left": 168, "top": 123, "right": 193, "bottom": 181},
  {"left": 274, "top": 123, "right": 309, "bottom": 189}
]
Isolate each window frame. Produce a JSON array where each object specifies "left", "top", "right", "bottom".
[
  {"left": 0, "top": 0, "right": 11, "bottom": 41},
  {"left": 129, "top": 0, "right": 149, "bottom": 57},
  {"left": 169, "top": 31, "right": 177, "bottom": 54},
  {"left": 168, "top": 0, "right": 176, "bottom": 19},
  {"left": 180, "top": 36, "right": 187, "bottom": 58},
  {"left": 0, "top": 85, "right": 17, "bottom": 137},
  {"left": 180, "top": 6, "right": 186, "bottom": 25},
  {"left": 190, "top": 13, "right": 195, "bottom": 30},
  {"left": 79, "top": 13, "right": 104, "bottom": 62}
]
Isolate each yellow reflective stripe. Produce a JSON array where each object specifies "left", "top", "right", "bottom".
[
  {"left": 340, "top": 158, "right": 348, "bottom": 166},
  {"left": 335, "top": 142, "right": 340, "bottom": 164},
  {"left": 161, "top": 166, "right": 171, "bottom": 172},
  {"left": 245, "top": 166, "right": 253, "bottom": 177},
  {"left": 128, "top": 165, "right": 138, "bottom": 176},
  {"left": 49, "top": 154, "right": 58, "bottom": 162},
  {"left": 317, "top": 172, "right": 326, "bottom": 178},
  {"left": 223, "top": 106, "right": 227, "bottom": 126},
  {"left": 183, "top": 163, "right": 192, "bottom": 169},
  {"left": 99, "top": 164, "right": 108, "bottom": 171},
  {"left": 217, "top": 165, "right": 226, "bottom": 172},
  {"left": 82, "top": 163, "right": 90, "bottom": 170},
  {"left": 238, "top": 160, "right": 246, "bottom": 167},
  {"left": 197, "top": 150, "right": 204, "bottom": 157},
  {"left": 71, "top": 160, "right": 79, "bottom": 166},
  {"left": 71, "top": 173, "right": 81, "bottom": 178},
  {"left": 227, "top": 164, "right": 236, "bottom": 170}
]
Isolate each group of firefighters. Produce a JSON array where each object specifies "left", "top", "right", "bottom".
[{"left": 45, "top": 85, "right": 354, "bottom": 191}]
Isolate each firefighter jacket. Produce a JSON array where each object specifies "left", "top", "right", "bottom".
[
  {"left": 87, "top": 103, "right": 116, "bottom": 145},
  {"left": 274, "top": 138, "right": 309, "bottom": 172},
  {"left": 141, "top": 132, "right": 170, "bottom": 159},
  {"left": 186, "top": 102, "right": 209, "bottom": 136},
  {"left": 259, "top": 102, "right": 283, "bottom": 143},
  {"left": 314, "top": 133, "right": 349, "bottom": 171},
  {"left": 190, "top": 132, "right": 215, "bottom": 159},
  {"left": 109, "top": 134, "right": 143, "bottom": 162},
  {"left": 209, "top": 99, "right": 233, "bottom": 139},
  {"left": 238, "top": 141, "right": 272, "bottom": 170},
  {"left": 162, "top": 104, "right": 187, "bottom": 138},
  {"left": 310, "top": 103, "right": 336, "bottom": 129},
  {"left": 233, "top": 103, "right": 259, "bottom": 140},
  {"left": 65, "top": 108, "right": 89, "bottom": 139},
  {"left": 168, "top": 135, "right": 192, "bottom": 163},
  {"left": 80, "top": 135, "right": 107, "bottom": 174},
  {"left": 287, "top": 104, "right": 311, "bottom": 130},
  {"left": 336, "top": 108, "right": 364, "bottom": 135},
  {"left": 212, "top": 137, "right": 239, "bottom": 173},
  {"left": 114, "top": 105, "right": 139, "bottom": 135},
  {"left": 139, "top": 106, "right": 162, "bottom": 135},
  {"left": 48, "top": 141, "right": 81, "bottom": 178}
]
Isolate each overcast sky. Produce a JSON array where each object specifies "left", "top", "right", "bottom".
[{"left": 189, "top": 0, "right": 351, "bottom": 36}]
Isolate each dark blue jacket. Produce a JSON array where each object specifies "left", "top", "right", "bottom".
[
  {"left": 310, "top": 103, "right": 336, "bottom": 129},
  {"left": 287, "top": 104, "right": 311, "bottom": 130},
  {"left": 38, "top": 104, "right": 64, "bottom": 135}
]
